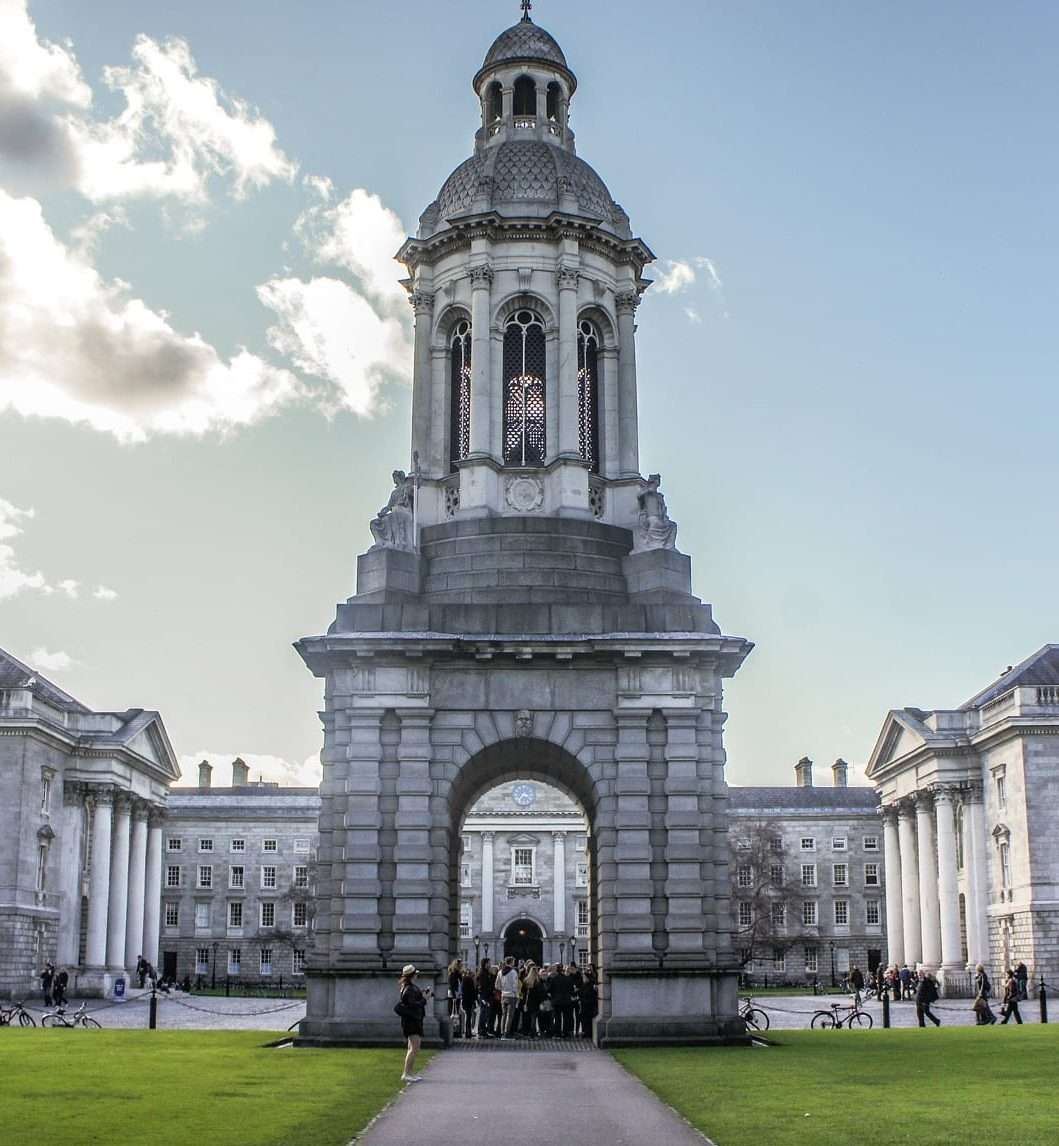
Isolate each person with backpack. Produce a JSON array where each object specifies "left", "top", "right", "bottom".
[
  {"left": 973, "top": 963, "right": 997, "bottom": 1025},
  {"left": 915, "top": 971, "right": 941, "bottom": 1027},
  {"left": 495, "top": 958, "right": 519, "bottom": 1039},
  {"left": 395, "top": 964, "right": 431, "bottom": 1083},
  {"left": 1000, "top": 969, "right": 1024, "bottom": 1025}
]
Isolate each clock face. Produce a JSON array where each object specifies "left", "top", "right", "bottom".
[{"left": 512, "top": 783, "right": 536, "bottom": 808}]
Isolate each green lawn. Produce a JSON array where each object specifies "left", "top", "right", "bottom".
[
  {"left": 615, "top": 1027, "right": 1059, "bottom": 1146},
  {"left": 0, "top": 1030, "right": 427, "bottom": 1146}
]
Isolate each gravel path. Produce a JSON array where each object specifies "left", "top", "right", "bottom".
[
  {"left": 22, "top": 993, "right": 306, "bottom": 1032},
  {"left": 744, "top": 992, "right": 1042, "bottom": 1030}
]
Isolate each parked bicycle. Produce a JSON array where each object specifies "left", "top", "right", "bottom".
[
  {"left": 739, "top": 997, "right": 770, "bottom": 1032},
  {"left": 0, "top": 1001, "right": 36, "bottom": 1027},
  {"left": 41, "top": 1003, "right": 102, "bottom": 1029},
  {"left": 810, "top": 1000, "right": 873, "bottom": 1030}
]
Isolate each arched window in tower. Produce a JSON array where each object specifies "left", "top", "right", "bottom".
[
  {"left": 577, "top": 319, "right": 600, "bottom": 472},
  {"left": 546, "top": 81, "right": 561, "bottom": 122},
  {"left": 449, "top": 320, "right": 472, "bottom": 470},
  {"left": 513, "top": 76, "right": 536, "bottom": 121},
  {"left": 487, "top": 81, "right": 502, "bottom": 124},
  {"left": 502, "top": 310, "right": 546, "bottom": 467}
]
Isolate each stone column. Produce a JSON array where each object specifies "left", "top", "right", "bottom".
[
  {"left": 553, "top": 832, "right": 567, "bottom": 934},
  {"left": 882, "top": 806, "right": 904, "bottom": 965},
  {"left": 56, "top": 781, "right": 85, "bottom": 966},
  {"left": 106, "top": 794, "right": 132, "bottom": 969},
  {"left": 662, "top": 709, "right": 708, "bottom": 963},
  {"left": 557, "top": 265, "right": 580, "bottom": 458},
  {"left": 125, "top": 802, "right": 149, "bottom": 969},
  {"left": 84, "top": 787, "right": 114, "bottom": 967},
  {"left": 965, "top": 785, "right": 989, "bottom": 965},
  {"left": 481, "top": 832, "right": 495, "bottom": 934},
  {"left": 914, "top": 792, "right": 941, "bottom": 967},
  {"left": 615, "top": 292, "right": 640, "bottom": 476},
  {"left": 141, "top": 810, "right": 164, "bottom": 967},
  {"left": 611, "top": 710, "right": 654, "bottom": 965},
  {"left": 468, "top": 265, "right": 493, "bottom": 458},
  {"left": 897, "top": 802, "right": 922, "bottom": 964},
  {"left": 409, "top": 289, "right": 435, "bottom": 473},
  {"left": 932, "top": 787, "right": 963, "bottom": 970},
  {"left": 395, "top": 710, "right": 435, "bottom": 966}
]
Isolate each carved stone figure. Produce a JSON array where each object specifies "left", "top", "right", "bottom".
[
  {"left": 514, "top": 709, "right": 533, "bottom": 738},
  {"left": 369, "top": 470, "right": 415, "bottom": 550},
  {"left": 635, "top": 473, "right": 677, "bottom": 551}
]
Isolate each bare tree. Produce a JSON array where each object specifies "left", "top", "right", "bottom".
[
  {"left": 729, "top": 819, "right": 804, "bottom": 972},
  {"left": 270, "top": 860, "right": 317, "bottom": 980}
]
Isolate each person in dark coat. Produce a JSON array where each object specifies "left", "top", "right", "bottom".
[
  {"left": 53, "top": 967, "right": 68, "bottom": 1007},
  {"left": 40, "top": 962, "right": 54, "bottom": 1006},
  {"left": 974, "top": 964, "right": 997, "bottom": 1025},
  {"left": 548, "top": 964, "right": 575, "bottom": 1037},
  {"left": 899, "top": 965, "right": 912, "bottom": 1000},
  {"left": 1000, "top": 969, "right": 1023, "bottom": 1025},
  {"left": 475, "top": 959, "right": 494, "bottom": 1038},
  {"left": 460, "top": 969, "right": 478, "bottom": 1038},
  {"left": 578, "top": 967, "right": 598, "bottom": 1037},
  {"left": 136, "top": 956, "right": 148, "bottom": 989},
  {"left": 397, "top": 964, "right": 430, "bottom": 1083},
  {"left": 1015, "top": 962, "right": 1029, "bottom": 1001},
  {"left": 915, "top": 972, "right": 941, "bottom": 1027}
]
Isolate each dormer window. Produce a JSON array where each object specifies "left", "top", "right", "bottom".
[
  {"left": 502, "top": 310, "right": 546, "bottom": 466},
  {"left": 449, "top": 319, "right": 472, "bottom": 470}
]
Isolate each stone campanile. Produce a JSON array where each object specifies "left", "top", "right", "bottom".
[{"left": 296, "top": 5, "right": 753, "bottom": 1047}]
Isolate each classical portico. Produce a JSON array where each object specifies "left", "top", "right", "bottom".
[
  {"left": 296, "top": 7, "right": 753, "bottom": 1047},
  {"left": 0, "top": 646, "right": 178, "bottom": 997}
]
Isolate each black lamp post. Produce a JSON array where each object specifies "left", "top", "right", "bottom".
[
  {"left": 474, "top": 934, "right": 481, "bottom": 966},
  {"left": 829, "top": 940, "right": 836, "bottom": 989},
  {"left": 559, "top": 939, "right": 566, "bottom": 966},
  {"left": 211, "top": 941, "right": 218, "bottom": 989}
]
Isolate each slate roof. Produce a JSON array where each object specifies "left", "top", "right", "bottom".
[
  {"left": 483, "top": 19, "right": 568, "bottom": 71},
  {"left": 960, "top": 644, "right": 1059, "bottom": 710},
  {"left": 0, "top": 646, "right": 90, "bottom": 713},
  {"left": 728, "top": 786, "right": 880, "bottom": 813}
]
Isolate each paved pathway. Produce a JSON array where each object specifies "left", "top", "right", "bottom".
[
  {"left": 357, "top": 1045, "right": 709, "bottom": 1146},
  {"left": 27, "top": 993, "right": 306, "bottom": 1031},
  {"left": 745, "top": 993, "right": 1044, "bottom": 1030}
]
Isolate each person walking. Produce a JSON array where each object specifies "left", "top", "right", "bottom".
[
  {"left": 915, "top": 971, "right": 942, "bottom": 1027},
  {"left": 1000, "top": 969, "right": 1024, "bottom": 1025},
  {"left": 495, "top": 958, "right": 519, "bottom": 1040},
  {"left": 53, "top": 967, "right": 68, "bottom": 1008},
  {"left": 1015, "top": 962, "right": 1029, "bottom": 1002},
  {"left": 40, "top": 962, "right": 54, "bottom": 1006},
  {"left": 849, "top": 965, "right": 864, "bottom": 1005},
  {"left": 899, "top": 964, "right": 912, "bottom": 1001},
  {"left": 136, "top": 955, "right": 148, "bottom": 989},
  {"left": 395, "top": 964, "right": 430, "bottom": 1083},
  {"left": 973, "top": 963, "right": 997, "bottom": 1025}
]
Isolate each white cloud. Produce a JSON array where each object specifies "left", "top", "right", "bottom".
[
  {"left": 28, "top": 646, "right": 75, "bottom": 673},
  {"left": 683, "top": 307, "right": 702, "bottom": 325},
  {"left": 303, "top": 173, "right": 333, "bottom": 202},
  {"left": 175, "top": 751, "right": 322, "bottom": 788},
  {"left": 0, "top": 3, "right": 294, "bottom": 207},
  {"left": 57, "top": 578, "right": 79, "bottom": 598},
  {"left": 0, "top": 497, "right": 46, "bottom": 599},
  {"left": 651, "top": 255, "right": 729, "bottom": 318},
  {"left": 0, "top": 191, "right": 302, "bottom": 440},
  {"left": 93, "top": 585, "right": 118, "bottom": 601},
  {"left": 653, "top": 259, "right": 696, "bottom": 295}
]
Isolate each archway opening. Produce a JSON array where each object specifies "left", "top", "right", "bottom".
[{"left": 504, "top": 918, "right": 544, "bottom": 965}]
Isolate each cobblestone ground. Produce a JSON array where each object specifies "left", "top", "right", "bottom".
[
  {"left": 21, "top": 992, "right": 306, "bottom": 1031},
  {"left": 747, "top": 993, "right": 1045, "bottom": 1030}
]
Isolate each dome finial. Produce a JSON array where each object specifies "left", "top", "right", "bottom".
[{"left": 520, "top": 0, "right": 533, "bottom": 22}]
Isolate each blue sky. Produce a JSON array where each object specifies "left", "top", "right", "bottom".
[{"left": 1, "top": 0, "right": 1056, "bottom": 787}]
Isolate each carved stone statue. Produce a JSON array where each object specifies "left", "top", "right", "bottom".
[
  {"left": 635, "top": 474, "right": 677, "bottom": 551},
  {"left": 369, "top": 470, "right": 415, "bottom": 551},
  {"left": 514, "top": 710, "right": 533, "bottom": 738}
]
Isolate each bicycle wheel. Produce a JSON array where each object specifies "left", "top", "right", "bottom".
[
  {"left": 810, "top": 1011, "right": 837, "bottom": 1029},
  {"left": 41, "top": 1014, "right": 63, "bottom": 1027},
  {"left": 81, "top": 1018, "right": 102, "bottom": 1029},
  {"left": 848, "top": 1012, "right": 873, "bottom": 1030},
  {"left": 18, "top": 1011, "right": 36, "bottom": 1027},
  {"left": 746, "top": 1007, "right": 770, "bottom": 1032}
]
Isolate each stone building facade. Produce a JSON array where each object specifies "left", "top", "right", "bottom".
[
  {"left": 295, "top": 9, "right": 753, "bottom": 1048},
  {"left": 0, "top": 647, "right": 178, "bottom": 997},
  {"left": 162, "top": 760, "right": 319, "bottom": 985},
  {"left": 868, "top": 644, "right": 1059, "bottom": 988},
  {"left": 458, "top": 780, "right": 589, "bottom": 968},
  {"left": 727, "top": 758, "right": 885, "bottom": 985}
]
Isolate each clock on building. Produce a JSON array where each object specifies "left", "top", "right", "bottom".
[{"left": 512, "top": 783, "right": 536, "bottom": 808}]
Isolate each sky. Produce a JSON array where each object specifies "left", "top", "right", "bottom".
[{"left": 1, "top": 0, "right": 1057, "bottom": 790}]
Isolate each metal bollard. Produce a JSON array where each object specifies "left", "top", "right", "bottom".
[
  {"left": 149, "top": 983, "right": 158, "bottom": 1030},
  {"left": 1040, "top": 977, "right": 1048, "bottom": 1024},
  {"left": 225, "top": 977, "right": 230, "bottom": 998},
  {"left": 881, "top": 987, "right": 890, "bottom": 1029}
]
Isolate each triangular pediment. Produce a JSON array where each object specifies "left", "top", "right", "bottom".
[
  {"left": 114, "top": 711, "right": 181, "bottom": 782},
  {"left": 866, "top": 710, "right": 930, "bottom": 778},
  {"left": 507, "top": 832, "right": 541, "bottom": 845}
]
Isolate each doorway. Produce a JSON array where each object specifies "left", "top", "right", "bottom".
[
  {"left": 162, "top": 951, "right": 177, "bottom": 981},
  {"left": 504, "top": 919, "right": 544, "bottom": 965}
]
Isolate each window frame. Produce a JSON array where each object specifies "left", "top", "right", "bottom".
[
  {"left": 800, "top": 837, "right": 816, "bottom": 852},
  {"left": 832, "top": 863, "right": 848, "bottom": 887},
  {"left": 834, "top": 899, "right": 849, "bottom": 927},
  {"left": 801, "top": 863, "right": 817, "bottom": 888},
  {"left": 197, "top": 864, "right": 212, "bottom": 890},
  {"left": 511, "top": 845, "right": 536, "bottom": 887},
  {"left": 228, "top": 901, "right": 243, "bottom": 929},
  {"left": 737, "top": 901, "right": 753, "bottom": 928},
  {"left": 164, "top": 902, "right": 179, "bottom": 928},
  {"left": 802, "top": 900, "right": 817, "bottom": 926},
  {"left": 259, "top": 901, "right": 275, "bottom": 929},
  {"left": 864, "top": 862, "right": 880, "bottom": 887},
  {"left": 229, "top": 865, "right": 245, "bottom": 890},
  {"left": 576, "top": 899, "right": 590, "bottom": 937},
  {"left": 261, "top": 865, "right": 277, "bottom": 890}
]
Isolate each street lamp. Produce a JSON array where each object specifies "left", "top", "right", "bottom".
[
  {"left": 829, "top": 940, "right": 836, "bottom": 989},
  {"left": 211, "top": 941, "right": 218, "bottom": 990},
  {"left": 473, "top": 934, "right": 481, "bottom": 967}
]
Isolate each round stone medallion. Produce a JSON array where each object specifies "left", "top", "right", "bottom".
[{"left": 505, "top": 476, "right": 544, "bottom": 512}]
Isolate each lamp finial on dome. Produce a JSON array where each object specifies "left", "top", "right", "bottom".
[{"left": 520, "top": 0, "right": 533, "bottom": 22}]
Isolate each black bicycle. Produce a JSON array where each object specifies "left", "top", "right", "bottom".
[
  {"left": 810, "top": 1000, "right": 873, "bottom": 1030},
  {"left": 739, "top": 996, "right": 770, "bottom": 1032},
  {"left": 0, "top": 1001, "right": 36, "bottom": 1027}
]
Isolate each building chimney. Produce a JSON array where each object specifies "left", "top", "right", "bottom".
[
  {"left": 198, "top": 760, "right": 212, "bottom": 788},
  {"left": 832, "top": 758, "right": 849, "bottom": 787},
  {"left": 795, "top": 756, "right": 813, "bottom": 787},
  {"left": 231, "top": 757, "right": 249, "bottom": 787}
]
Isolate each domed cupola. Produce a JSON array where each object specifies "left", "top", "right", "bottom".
[{"left": 475, "top": 13, "right": 575, "bottom": 92}]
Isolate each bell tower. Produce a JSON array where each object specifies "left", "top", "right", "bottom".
[{"left": 296, "top": 5, "right": 753, "bottom": 1048}]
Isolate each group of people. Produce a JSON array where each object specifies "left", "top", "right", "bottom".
[
  {"left": 38, "top": 963, "right": 68, "bottom": 1007},
  {"left": 851, "top": 961, "right": 1031, "bottom": 1028},
  {"left": 447, "top": 956, "right": 598, "bottom": 1041},
  {"left": 971, "top": 964, "right": 1027, "bottom": 1026}
]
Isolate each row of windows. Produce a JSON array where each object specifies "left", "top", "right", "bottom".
[
  {"left": 737, "top": 900, "right": 881, "bottom": 928},
  {"left": 749, "top": 947, "right": 860, "bottom": 974},
  {"left": 167, "top": 838, "right": 311, "bottom": 854},
  {"left": 737, "top": 863, "right": 880, "bottom": 889},
  {"left": 459, "top": 855, "right": 589, "bottom": 889},
  {"left": 736, "top": 835, "right": 879, "bottom": 853},
  {"left": 449, "top": 313, "right": 601, "bottom": 472},
  {"left": 193, "top": 947, "right": 306, "bottom": 975},
  {"left": 165, "top": 901, "right": 309, "bottom": 929},
  {"left": 165, "top": 864, "right": 310, "bottom": 890},
  {"left": 483, "top": 77, "right": 565, "bottom": 123},
  {"left": 458, "top": 900, "right": 590, "bottom": 939}
]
